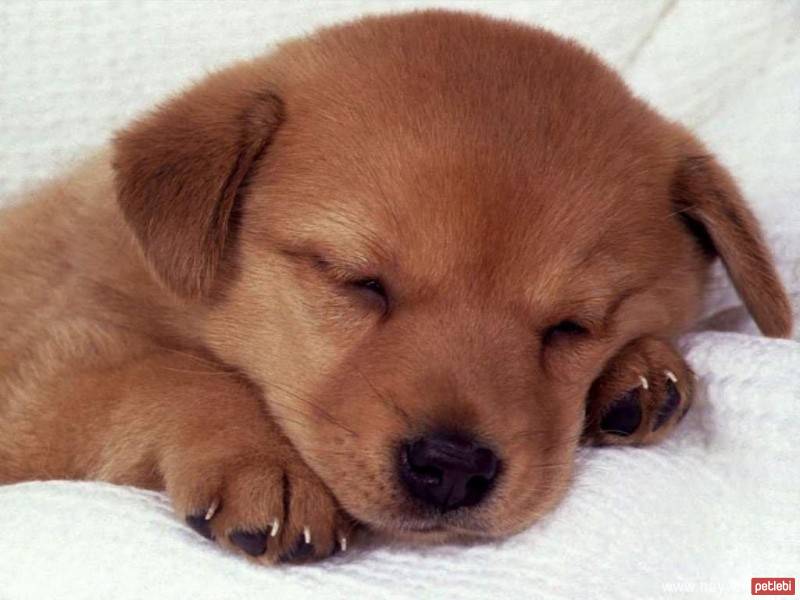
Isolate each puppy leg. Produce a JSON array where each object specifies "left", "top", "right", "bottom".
[
  {"left": 583, "top": 337, "right": 693, "bottom": 446},
  {"left": 109, "top": 353, "right": 355, "bottom": 563},
  {"left": 3, "top": 352, "right": 351, "bottom": 563}
]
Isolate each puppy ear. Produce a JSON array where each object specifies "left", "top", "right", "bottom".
[
  {"left": 672, "top": 143, "right": 792, "bottom": 338},
  {"left": 112, "top": 63, "right": 283, "bottom": 299}
]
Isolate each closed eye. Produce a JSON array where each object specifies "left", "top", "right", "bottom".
[
  {"left": 349, "top": 277, "right": 390, "bottom": 314},
  {"left": 285, "top": 248, "right": 391, "bottom": 316},
  {"left": 542, "top": 320, "right": 589, "bottom": 346},
  {"left": 351, "top": 277, "right": 386, "bottom": 297}
]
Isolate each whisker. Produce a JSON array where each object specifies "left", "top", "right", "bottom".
[
  {"left": 665, "top": 205, "right": 694, "bottom": 220},
  {"left": 506, "top": 428, "right": 556, "bottom": 442},
  {"left": 160, "top": 347, "right": 233, "bottom": 370},
  {"left": 271, "top": 415, "right": 311, "bottom": 430},
  {"left": 156, "top": 367, "right": 236, "bottom": 376},
  {"left": 262, "top": 379, "right": 358, "bottom": 437},
  {"left": 356, "top": 366, "right": 410, "bottom": 425},
  {"left": 527, "top": 461, "right": 573, "bottom": 470}
]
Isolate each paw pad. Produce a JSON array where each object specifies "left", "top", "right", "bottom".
[
  {"left": 230, "top": 529, "right": 269, "bottom": 557},
  {"left": 186, "top": 511, "right": 214, "bottom": 540},
  {"left": 600, "top": 388, "right": 642, "bottom": 436}
]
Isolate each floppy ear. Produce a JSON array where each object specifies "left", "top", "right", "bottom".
[
  {"left": 671, "top": 141, "right": 792, "bottom": 338},
  {"left": 112, "top": 62, "right": 283, "bottom": 299}
]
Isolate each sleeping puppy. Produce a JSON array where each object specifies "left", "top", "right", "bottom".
[{"left": 0, "top": 10, "right": 792, "bottom": 563}]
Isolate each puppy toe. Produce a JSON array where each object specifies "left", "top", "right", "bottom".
[
  {"left": 279, "top": 532, "right": 316, "bottom": 563},
  {"left": 166, "top": 446, "right": 347, "bottom": 564},
  {"left": 586, "top": 337, "right": 693, "bottom": 446},
  {"left": 653, "top": 377, "right": 681, "bottom": 431}
]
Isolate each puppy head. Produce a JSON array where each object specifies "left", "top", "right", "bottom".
[{"left": 113, "top": 11, "right": 792, "bottom": 540}]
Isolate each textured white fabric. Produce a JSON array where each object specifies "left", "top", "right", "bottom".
[{"left": 1, "top": 1, "right": 799, "bottom": 599}]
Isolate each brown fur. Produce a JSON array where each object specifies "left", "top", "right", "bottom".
[{"left": 0, "top": 11, "right": 792, "bottom": 562}]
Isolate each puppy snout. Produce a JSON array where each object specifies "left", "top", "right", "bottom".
[{"left": 399, "top": 432, "right": 499, "bottom": 511}]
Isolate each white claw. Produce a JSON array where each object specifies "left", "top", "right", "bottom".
[
  {"left": 339, "top": 536, "right": 348, "bottom": 552},
  {"left": 639, "top": 375, "right": 649, "bottom": 390},
  {"left": 303, "top": 526, "right": 311, "bottom": 545},
  {"left": 665, "top": 370, "right": 678, "bottom": 383},
  {"left": 270, "top": 518, "right": 280, "bottom": 537},
  {"left": 204, "top": 498, "right": 219, "bottom": 521}
]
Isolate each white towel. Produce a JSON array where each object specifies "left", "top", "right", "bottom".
[{"left": 1, "top": 2, "right": 798, "bottom": 599}]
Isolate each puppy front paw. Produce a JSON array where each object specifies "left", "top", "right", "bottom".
[
  {"left": 164, "top": 446, "right": 352, "bottom": 563},
  {"left": 584, "top": 337, "right": 693, "bottom": 446}
]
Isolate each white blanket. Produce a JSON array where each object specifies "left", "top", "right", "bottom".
[{"left": 1, "top": 1, "right": 798, "bottom": 599}]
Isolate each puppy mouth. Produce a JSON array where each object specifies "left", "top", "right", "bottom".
[
  {"left": 406, "top": 524, "right": 490, "bottom": 537},
  {"left": 404, "top": 524, "right": 446, "bottom": 533},
  {"left": 367, "top": 514, "right": 493, "bottom": 539}
]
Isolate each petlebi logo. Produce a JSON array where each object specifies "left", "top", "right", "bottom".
[{"left": 751, "top": 578, "right": 795, "bottom": 596}]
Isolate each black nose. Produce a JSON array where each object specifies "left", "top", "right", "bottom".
[{"left": 399, "top": 432, "right": 499, "bottom": 511}]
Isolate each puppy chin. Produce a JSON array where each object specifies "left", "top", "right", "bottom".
[
  {"left": 361, "top": 513, "right": 502, "bottom": 544},
  {"left": 373, "top": 526, "right": 484, "bottom": 546}
]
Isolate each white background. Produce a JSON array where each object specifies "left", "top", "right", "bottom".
[{"left": 1, "top": 2, "right": 799, "bottom": 599}]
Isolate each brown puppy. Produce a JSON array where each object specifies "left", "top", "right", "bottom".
[{"left": 0, "top": 11, "right": 792, "bottom": 563}]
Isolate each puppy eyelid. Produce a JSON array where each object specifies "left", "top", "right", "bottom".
[
  {"left": 285, "top": 247, "right": 393, "bottom": 316},
  {"left": 349, "top": 277, "right": 390, "bottom": 312},
  {"left": 541, "top": 319, "right": 590, "bottom": 345},
  {"left": 351, "top": 277, "right": 386, "bottom": 297},
  {"left": 312, "top": 255, "right": 332, "bottom": 271}
]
